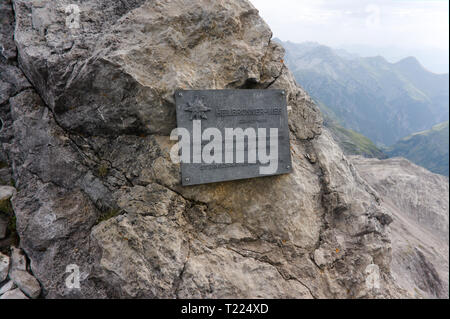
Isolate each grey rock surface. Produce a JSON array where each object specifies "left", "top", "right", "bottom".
[
  {"left": 0, "top": 248, "right": 42, "bottom": 298},
  {"left": 0, "top": 167, "right": 12, "bottom": 185},
  {"left": 0, "top": 252, "right": 9, "bottom": 282},
  {"left": 0, "top": 280, "right": 16, "bottom": 295},
  {"left": 10, "top": 246, "right": 26, "bottom": 272},
  {"left": 0, "top": 0, "right": 442, "bottom": 299},
  {"left": 0, "top": 185, "right": 15, "bottom": 201},
  {"left": 177, "top": 247, "right": 314, "bottom": 298},
  {"left": 10, "top": 269, "right": 41, "bottom": 298},
  {"left": 0, "top": 0, "right": 17, "bottom": 62},
  {"left": 0, "top": 287, "right": 28, "bottom": 299},
  {"left": 351, "top": 156, "right": 449, "bottom": 298}
]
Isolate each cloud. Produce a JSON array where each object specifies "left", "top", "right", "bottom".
[{"left": 251, "top": 0, "right": 449, "bottom": 51}]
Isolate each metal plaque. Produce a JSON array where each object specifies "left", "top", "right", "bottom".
[{"left": 175, "top": 89, "right": 292, "bottom": 186}]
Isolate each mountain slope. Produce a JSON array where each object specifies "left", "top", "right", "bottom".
[
  {"left": 315, "top": 99, "right": 386, "bottom": 159},
  {"left": 326, "top": 123, "right": 387, "bottom": 159},
  {"left": 277, "top": 40, "right": 449, "bottom": 146},
  {"left": 352, "top": 156, "right": 449, "bottom": 298},
  {"left": 386, "top": 121, "right": 449, "bottom": 176}
]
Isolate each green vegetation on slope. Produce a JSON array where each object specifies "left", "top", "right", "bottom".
[
  {"left": 314, "top": 99, "right": 386, "bottom": 159},
  {"left": 385, "top": 121, "right": 449, "bottom": 176},
  {"left": 327, "top": 122, "right": 387, "bottom": 159}
]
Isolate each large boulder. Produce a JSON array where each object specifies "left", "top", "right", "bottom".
[{"left": 1, "top": 0, "right": 406, "bottom": 298}]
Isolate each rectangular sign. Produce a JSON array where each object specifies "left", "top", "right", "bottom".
[{"left": 174, "top": 89, "right": 292, "bottom": 186}]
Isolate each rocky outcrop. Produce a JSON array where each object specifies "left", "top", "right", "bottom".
[
  {"left": 0, "top": 185, "right": 16, "bottom": 240},
  {"left": 1, "top": 288, "right": 28, "bottom": 299},
  {"left": 0, "top": 246, "right": 42, "bottom": 299},
  {"left": 0, "top": 0, "right": 422, "bottom": 298},
  {"left": 351, "top": 156, "right": 449, "bottom": 298},
  {"left": 0, "top": 252, "right": 9, "bottom": 282},
  {"left": 0, "top": 0, "right": 16, "bottom": 63}
]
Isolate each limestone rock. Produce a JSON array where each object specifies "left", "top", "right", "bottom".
[
  {"left": 91, "top": 213, "right": 189, "bottom": 298},
  {"left": 0, "top": 185, "right": 15, "bottom": 201},
  {"left": 0, "top": 0, "right": 411, "bottom": 299},
  {"left": 13, "top": 0, "right": 322, "bottom": 138},
  {"left": 0, "top": 167, "right": 12, "bottom": 185},
  {"left": 352, "top": 156, "right": 449, "bottom": 299},
  {"left": 0, "top": 252, "right": 9, "bottom": 282},
  {"left": 10, "top": 269, "right": 41, "bottom": 298},
  {"left": 0, "top": 0, "right": 17, "bottom": 62},
  {"left": 10, "top": 247, "right": 26, "bottom": 271},
  {"left": 0, "top": 280, "right": 16, "bottom": 295},
  {"left": 216, "top": 223, "right": 255, "bottom": 243},
  {"left": 0, "top": 186, "right": 15, "bottom": 240},
  {"left": 0, "top": 287, "right": 28, "bottom": 299},
  {"left": 177, "top": 247, "right": 313, "bottom": 298}
]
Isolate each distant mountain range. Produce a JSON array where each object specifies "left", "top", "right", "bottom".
[
  {"left": 277, "top": 40, "right": 449, "bottom": 147},
  {"left": 337, "top": 44, "right": 449, "bottom": 75},
  {"left": 385, "top": 121, "right": 449, "bottom": 176}
]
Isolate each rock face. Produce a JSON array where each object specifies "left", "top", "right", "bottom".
[
  {"left": 0, "top": 287, "right": 28, "bottom": 299},
  {"left": 0, "top": 185, "right": 16, "bottom": 240},
  {"left": 10, "top": 269, "right": 41, "bottom": 298},
  {"left": 0, "top": 0, "right": 17, "bottom": 62},
  {"left": 0, "top": 280, "right": 15, "bottom": 295},
  {"left": 0, "top": 185, "right": 15, "bottom": 201},
  {"left": 0, "top": 252, "right": 9, "bottom": 282},
  {"left": 0, "top": 246, "right": 41, "bottom": 299},
  {"left": 0, "top": 0, "right": 423, "bottom": 298},
  {"left": 351, "top": 156, "right": 449, "bottom": 298}
]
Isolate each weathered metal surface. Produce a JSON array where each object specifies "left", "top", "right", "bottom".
[{"left": 175, "top": 89, "right": 292, "bottom": 186}]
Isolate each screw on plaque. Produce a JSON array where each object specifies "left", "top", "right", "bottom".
[
  {"left": 185, "top": 177, "right": 190, "bottom": 182},
  {"left": 281, "top": 91, "right": 285, "bottom": 96},
  {"left": 178, "top": 92, "right": 183, "bottom": 97}
]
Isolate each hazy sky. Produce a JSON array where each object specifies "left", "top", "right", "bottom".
[{"left": 251, "top": 0, "right": 449, "bottom": 68}]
